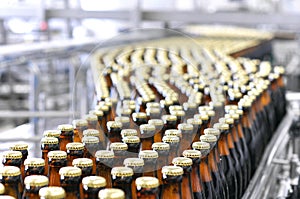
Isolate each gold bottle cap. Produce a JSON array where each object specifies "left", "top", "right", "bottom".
[
  {"left": 165, "top": 129, "right": 182, "bottom": 137},
  {"left": 183, "top": 102, "right": 197, "bottom": 109},
  {"left": 194, "top": 113, "right": 209, "bottom": 121},
  {"left": 41, "top": 137, "right": 59, "bottom": 144},
  {"left": 107, "top": 121, "right": 122, "bottom": 130},
  {"left": 161, "top": 166, "right": 183, "bottom": 176},
  {"left": 135, "top": 177, "right": 159, "bottom": 189},
  {"left": 72, "top": 119, "right": 88, "bottom": 127},
  {"left": 82, "top": 136, "right": 99, "bottom": 144},
  {"left": 9, "top": 143, "right": 28, "bottom": 151},
  {"left": 162, "top": 135, "right": 180, "bottom": 143},
  {"left": 100, "top": 105, "right": 110, "bottom": 112},
  {"left": 209, "top": 101, "right": 223, "bottom": 108},
  {"left": 234, "top": 109, "right": 243, "bottom": 116},
  {"left": 139, "top": 150, "right": 159, "bottom": 159},
  {"left": 198, "top": 105, "right": 213, "bottom": 112},
  {"left": 0, "top": 166, "right": 20, "bottom": 176},
  {"left": 146, "top": 107, "right": 160, "bottom": 115},
  {"left": 219, "top": 117, "right": 234, "bottom": 125},
  {"left": 170, "top": 110, "right": 185, "bottom": 117},
  {"left": 89, "top": 110, "right": 104, "bottom": 117},
  {"left": 132, "top": 112, "right": 147, "bottom": 120},
  {"left": 121, "top": 129, "right": 138, "bottom": 137},
  {"left": 24, "top": 175, "right": 49, "bottom": 187},
  {"left": 84, "top": 114, "right": 98, "bottom": 122},
  {"left": 225, "top": 113, "right": 239, "bottom": 120},
  {"left": 204, "top": 128, "right": 220, "bottom": 136},
  {"left": 111, "top": 167, "right": 134, "bottom": 177},
  {"left": 151, "top": 142, "right": 170, "bottom": 151},
  {"left": 182, "top": 149, "right": 201, "bottom": 158},
  {"left": 115, "top": 117, "right": 130, "bottom": 124},
  {"left": 178, "top": 123, "right": 193, "bottom": 131},
  {"left": 146, "top": 102, "right": 160, "bottom": 109},
  {"left": 148, "top": 119, "right": 164, "bottom": 127},
  {"left": 43, "top": 130, "right": 61, "bottom": 138},
  {"left": 162, "top": 115, "right": 177, "bottom": 122},
  {"left": 39, "top": 186, "right": 66, "bottom": 199},
  {"left": 83, "top": 129, "right": 100, "bottom": 137},
  {"left": 47, "top": 151, "right": 67, "bottom": 159},
  {"left": 187, "top": 118, "right": 202, "bottom": 125},
  {"left": 200, "top": 135, "right": 217, "bottom": 143},
  {"left": 123, "top": 158, "right": 144, "bottom": 166},
  {"left": 238, "top": 100, "right": 251, "bottom": 108},
  {"left": 274, "top": 66, "right": 285, "bottom": 75},
  {"left": 172, "top": 157, "right": 193, "bottom": 166},
  {"left": 95, "top": 150, "right": 114, "bottom": 159},
  {"left": 24, "top": 158, "right": 45, "bottom": 167},
  {"left": 213, "top": 122, "right": 229, "bottom": 131},
  {"left": 122, "top": 136, "right": 140, "bottom": 144},
  {"left": 57, "top": 124, "right": 73, "bottom": 131},
  {"left": 140, "top": 124, "right": 155, "bottom": 131},
  {"left": 98, "top": 188, "right": 125, "bottom": 199},
  {"left": 82, "top": 176, "right": 106, "bottom": 188},
  {"left": 110, "top": 142, "right": 128, "bottom": 151},
  {"left": 205, "top": 110, "right": 215, "bottom": 117},
  {"left": 169, "top": 105, "right": 183, "bottom": 112},
  {"left": 192, "top": 141, "right": 210, "bottom": 150},
  {"left": 0, "top": 183, "right": 4, "bottom": 194},
  {"left": 66, "top": 142, "right": 84, "bottom": 150},
  {"left": 72, "top": 158, "right": 93, "bottom": 167},
  {"left": 59, "top": 166, "right": 82, "bottom": 177},
  {"left": 160, "top": 99, "right": 173, "bottom": 107},
  {"left": 2, "top": 151, "right": 22, "bottom": 159}
]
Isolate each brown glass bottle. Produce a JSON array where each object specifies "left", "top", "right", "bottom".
[
  {"left": 122, "top": 136, "right": 141, "bottom": 157},
  {"left": 162, "top": 115, "right": 177, "bottom": 131},
  {"left": 124, "top": 158, "right": 144, "bottom": 199},
  {"left": 135, "top": 176, "right": 160, "bottom": 199},
  {"left": 47, "top": 150, "right": 67, "bottom": 186},
  {"left": 95, "top": 150, "right": 114, "bottom": 188},
  {"left": 140, "top": 124, "right": 156, "bottom": 150},
  {"left": 72, "top": 119, "right": 88, "bottom": 142},
  {"left": 83, "top": 129, "right": 105, "bottom": 150},
  {"left": 82, "top": 176, "right": 106, "bottom": 199},
  {"left": 162, "top": 135, "right": 180, "bottom": 164},
  {"left": 194, "top": 113, "right": 210, "bottom": 136},
  {"left": 115, "top": 116, "right": 131, "bottom": 129},
  {"left": 43, "top": 130, "right": 61, "bottom": 145},
  {"left": 98, "top": 188, "right": 125, "bottom": 199},
  {"left": 59, "top": 166, "right": 81, "bottom": 199},
  {"left": 57, "top": 124, "right": 74, "bottom": 152},
  {"left": 82, "top": 136, "right": 100, "bottom": 174},
  {"left": 10, "top": 143, "right": 28, "bottom": 180},
  {"left": 146, "top": 107, "right": 161, "bottom": 120},
  {"left": 72, "top": 158, "right": 93, "bottom": 177},
  {"left": 170, "top": 110, "right": 185, "bottom": 127},
  {"left": 160, "top": 166, "right": 183, "bottom": 199},
  {"left": 41, "top": 137, "right": 60, "bottom": 176},
  {"left": 24, "top": 158, "right": 45, "bottom": 176},
  {"left": 2, "top": 151, "right": 23, "bottom": 180},
  {"left": 110, "top": 142, "right": 128, "bottom": 167},
  {"left": 107, "top": 121, "right": 123, "bottom": 143},
  {"left": 178, "top": 123, "right": 194, "bottom": 154},
  {"left": 66, "top": 142, "right": 84, "bottom": 166},
  {"left": 187, "top": 118, "right": 203, "bottom": 148},
  {"left": 23, "top": 175, "right": 48, "bottom": 199},
  {"left": 172, "top": 157, "right": 194, "bottom": 199},
  {"left": 39, "top": 186, "right": 66, "bottom": 199},
  {"left": 183, "top": 102, "right": 197, "bottom": 120},
  {"left": 139, "top": 150, "right": 158, "bottom": 177},
  {"left": 0, "top": 166, "right": 23, "bottom": 199},
  {"left": 111, "top": 167, "right": 134, "bottom": 199},
  {"left": 84, "top": 114, "right": 99, "bottom": 129},
  {"left": 132, "top": 112, "right": 148, "bottom": 128},
  {"left": 148, "top": 119, "right": 164, "bottom": 143}
]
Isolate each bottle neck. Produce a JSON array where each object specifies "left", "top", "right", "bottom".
[
  {"left": 59, "top": 131, "right": 74, "bottom": 151},
  {"left": 96, "top": 159, "right": 113, "bottom": 187},
  {"left": 112, "top": 176, "right": 133, "bottom": 199},
  {"left": 161, "top": 175, "right": 182, "bottom": 199},
  {"left": 24, "top": 185, "right": 46, "bottom": 199},
  {"left": 83, "top": 187, "right": 103, "bottom": 199},
  {"left": 48, "top": 159, "right": 67, "bottom": 186},
  {"left": 137, "top": 187, "right": 159, "bottom": 199},
  {"left": 142, "top": 158, "right": 157, "bottom": 177},
  {"left": 60, "top": 176, "right": 81, "bottom": 199},
  {"left": 25, "top": 166, "right": 45, "bottom": 176}
]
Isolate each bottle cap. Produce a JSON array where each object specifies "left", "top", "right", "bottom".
[
  {"left": 139, "top": 150, "right": 159, "bottom": 159},
  {"left": 187, "top": 118, "right": 202, "bottom": 125},
  {"left": 151, "top": 142, "right": 170, "bottom": 151},
  {"left": 82, "top": 136, "right": 99, "bottom": 144},
  {"left": 98, "top": 188, "right": 125, "bottom": 199},
  {"left": 59, "top": 166, "right": 82, "bottom": 177},
  {"left": 84, "top": 114, "right": 98, "bottom": 122},
  {"left": 162, "top": 135, "right": 180, "bottom": 143},
  {"left": 162, "top": 115, "right": 177, "bottom": 122},
  {"left": 123, "top": 158, "right": 144, "bottom": 166},
  {"left": 72, "top": 158, "right": 93, "bottom": 167},
  {"left": 57, "top": 124, "right": 73, "bottom": 131},
  {"left": 165, "top": 129, "right": 181, "bottom": 137},
  {"left": 135, "top": 177, "right": 159, "bottom": 188},
  {"left": 146, "top": 107, "right": 160, "bottom": 115},
  {"left": 47, "top": 151, "right": 67, "bottom": 159},
  {"left": 107, "top": 121, "right": 122, "bottom": 130},
  {"left": 83, "top": 129, "right": 100, "bottom": 137},
  {"left": 2, "top": 151, "right": 22, "bottom": 159},
  {"left": 161, "top": 166, "right": 183, "bottom": 176},
  {"left": 132, "top": 112, "right": 147, "bottom": 120},
  {"left": 66, "top": 142, "right": 84, "bottom": 150},
  {"left": 225, "top": 113, "right": 239, "bottom": 120},
  {"left": 100, "top": 105, "right": 110, "bottom": 112},
  {"left": 110, "top": 142, "right": 128, "bottom": 151},
  {"left": 0, "top": 183, "right": 4, "bottom": 194},
  {"left": 183, "top": 102, "right": 197, "bottom": 109},
  {"left": 182, "top": 149, "right": 201, "bottom": 158},
  {"left": 9, "top": 143, "right": 28, "bottom": 151},
  {"left": 172, "top": 157, "right": 193, "bottom": 166},
  {"left": 39, "top": 186, "right": 66, "bottom": 199},
  {"left": 204, "top": 128, "right": 220, "bottom": 136},
  {"left": 115, "top": 117, "right": 130, "bottom": 124},
  {"left": 122, "top": 136, "right": 140, "bottom": 144},
  {"left": 24, "top": 158, "right": 45, "bottom": 167},
  {"left": 121, "top": 129, "right": 138, "bottom": 137},
  {"left": 140, "top": 124, "right": 155, "bottom": 132},
  {"left": 169, "top": 105, "right": 183, "bottom": 112},
  {"left": 41, "top": 137, "right": 59, "bottom": 144},
  {"left": 213, "top": 123, "right": 229, "bottom": 131},
  {"left": 0, "top": 166, "right": 21, "bottom": 176},
  {"left": 219, "top": 117, "right": 234, "bottom": 125},
  {"left": 178, "top": 123, "right": 193, "bottom": 131},
  {"left": 24, "top": 175, "right": 49, "bottom": 187},
  {"left": 95, "top": 150, "right": 114, "bottom": 159},
  {"left": 200, "top": 135, "right": 217, "bottom": 143},
  {"left": 205, "top": 110, "right": 215, "bottom": 117},
  {"left": 72, "top": 119, "right": 88, "bottom": 127},
  {"left": 82, "top": 176, "right": 106, "bottom": 188},
  {"left": 89, "top": 110, "right": 104, "bottom": 117},
  {"left": 148, "top": 119, "right": 164, "bottom": 127},
  {"left": 111, "top": 167, "right": 134, "bottom": 177},
  {"left": 43, "top": 130, "right": 61, "bottom": 138},
  {"left": 194, "top": 113, "right": 209, "bottom": 121},
  {"left": 198, "top": 105, "right": 213, "bottom": 112},
  {"left": 192, "top": 142, "right": 210, "bottom": 150},
  {"left": 146, "top": 102, "right": 160, "bottom": 109}
]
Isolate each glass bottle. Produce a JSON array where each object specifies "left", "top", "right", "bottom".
[
  {"left": 160, "top": 166, "right": 183, "bottom": 199},
  {"left": 72, "top": 158, "right": 93, "bottom": 177},
  {"left": 183, "top": 101, "right": 197, "bottom": 120},
  {"left": 178, "top": 123, "right": 194, "bottom": 154},
  {"left": 146, "top": 107, "right": 161, "bottom": 120},
  {"left": 121, "top": 129, "right": 138, "bottom": 138},
  {"left": 23, "top": 175, "right": 48, "bottom": 199},
  {"left": 0, "top": 166, "right": 23, "bottom": 199},
  {"left": 170, "top": 110, "right": 185, "bottom": 127},
  {"left": 139, "top": 150, "right": 158, "bottom": 177},
  {"left": 66, "top": 142, "right": 84, "bottom": 166},
  {"left": 47, "top": 150, "right": 67, "bottom": 186},
  {"left": 135, "top": 176, "right": 160, "bottom": 199},
  {"left": 187, "top": 118, "right": 202, "bottom": 148},
  {"left": 82, "top": 176, "right": 106, "bottom": 199},
  {"left": 9, "top": 143, "right": 28, "bottom": 180},
  {"left": 162, "top": 135, "right": 180, "bottom": 164},
  {"left": 140, "top": 124, "right": 156, "bottom": 150},
  {"left": 115, "top": 116, "right": 131, "bottom": 130},
  {"left": 148, "top": 119, "right": 164, "bottom": 143},
  {"left": 82, "top": 136, "right": 99, "bottom": 174},
  {"left": 107, "top": 121, "right": 123, "bottom": 143},
  {"left": 122, "top": 136, "right": 141, "bottom": 157},
  {"left": 40, "top": 137, "right": 60, "bottom": 176},
  {"left": 2, "top": 151, "right": 23, "bottom": 180},
  {"left": 59, "top": 166, "right": 81, "bottom": 199},
  {"left": 162, "top": 115, "right": 177, "bottom": 131},
  {"left": 132, "top": 112, "right": 148, "bottom": 127},
  {"left": 109, "top": 142, "right": 128, "bottom": 167},
  {"left": 39, "top": 186, "right": 66, "bottom": 199},
  {"left": 98, "top": 188, "right": 125, "bottom": 199},
  {"left": 95, "top": 150, "right": 114, "bottom": 188},
  {"left": 84, "top": 114, "right": 99, "bottom": 129},
  {"left": 43, "top": 130, "right": 61, "bottom": 142},
  {"left": 111, "top": 167, "right": 134, "bottom": 199},
  {"left": 57, "top": 124, "right": 74, "bottom": 152},
  {"left": 164, "top": 129, "right": 182, "bottom": 139},
  {"left": 72, "top": 119, "right": 88, "bottom": 142},
  {"left": 24, "top": 158, "right": 45, "bottom": 176},
  {"left": 172, "top": 157, "right": 194, "bottom": 199},
  {"left": 194, "top": 113, "right": 210, "bottom": 137}
]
